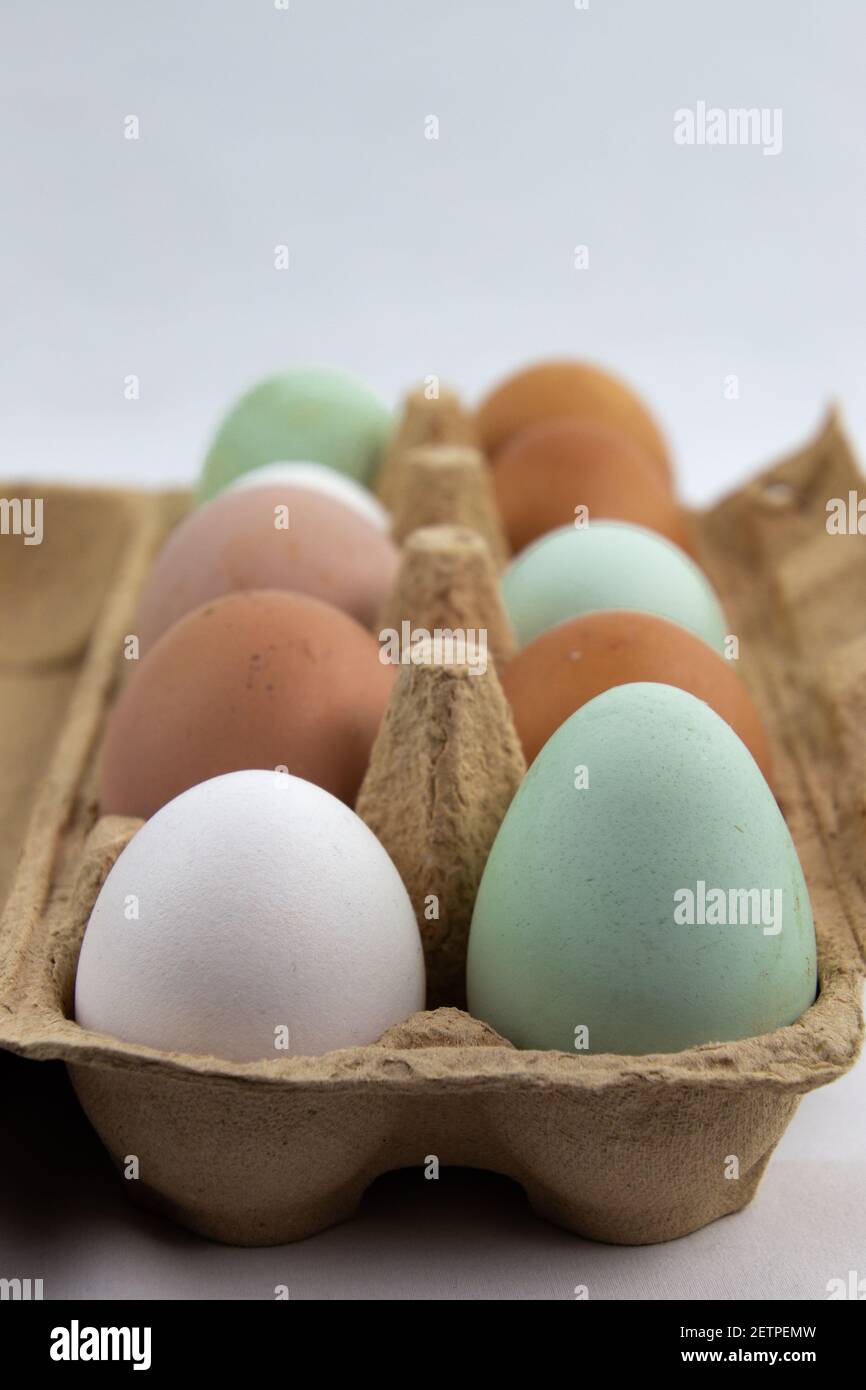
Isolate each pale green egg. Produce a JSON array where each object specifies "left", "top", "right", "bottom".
[
  {"left": 198, "top": 367, "right": 391, "bottom": 502},
  {"left": 467, "top": 683, "right": 817, "bottom": 1054},
  {"left": 500, "top": 521, "right": 728, "bottom": 651}
]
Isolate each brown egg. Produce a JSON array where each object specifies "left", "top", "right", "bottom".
[
  {"left": 501, "top": 609, "right": 773, "bottom": 784},
  {"left": 99, "top": 591, "right": 395, "bottom": 817},
  {"left": 477, "top": 359, "right": 673, "bottom": 487},
  {"left": 493, "top": 418, "right": 693, "bottom": 556},
  {"left": 135, "top": 485, "right": 398, "bottom": 652}
]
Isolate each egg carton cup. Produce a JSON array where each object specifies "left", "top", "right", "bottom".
[{"left": 0, "top": 409, "right": 864, "bottom": 1247}]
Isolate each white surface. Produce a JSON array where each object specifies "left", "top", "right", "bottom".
[
  {"left": 76, "top": 771, "right": 425, "bottom": 1060},
  {"left": 1, "top": 0, "right": 864, "bottom": 1300},
  {"left": 0, "top": 1036, "right": 864, "bottom": 1300}
]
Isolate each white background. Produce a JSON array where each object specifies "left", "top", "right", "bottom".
[
  {"left": 1, "top": 0, "right": 865, "bottom": 1300},
  {"left": 2, "top": 0, "right": 866, "bottom": 501}
]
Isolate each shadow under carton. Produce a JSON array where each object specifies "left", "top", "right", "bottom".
[{"left": 0, "top": 412, "right": 864, "bottom": 1246}]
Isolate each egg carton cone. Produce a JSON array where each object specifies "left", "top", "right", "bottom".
[
  {"left": 356, "top": 648, "right": 526, "bottom": 1005},
  {"left": 375, "top": 383, "right": 477, "bottom": 511},
  {"left": 0, "top": 410, "right": 864, "bottom": 1247},
  {"left": 377, "top": 523, "right": 517, "bottom": 670},
  {"left": 390, "top": 444, "right": 510, "bottom": 569}
]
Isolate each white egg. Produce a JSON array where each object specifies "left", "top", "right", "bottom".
[
  {"left": 74, "top": 770, "right": 425, "bottom": 1061},
  {"left": 225, "top": 460, "right": 390, "bottom": 531}
]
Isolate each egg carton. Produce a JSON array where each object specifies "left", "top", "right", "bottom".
[{"left": 0, "top": 408, "right": 864, "bottom": 1248}]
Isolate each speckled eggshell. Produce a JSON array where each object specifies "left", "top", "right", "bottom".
[
  {"left": 76, "top": 770, "right": 426, "bottom": 1062},
  {"left": 99, "top": 590, "right": 395, "bottom": 817},
  {"left": 467, "top": 683, "right": 817, "bottom": 1055},
  {"left": 227, "top": 460, "right": 390, "bottom": 531},
  {"left": 198, "top": 367, "right": 391, "bottom": 501},
  {"left": 501, "top": 521, "right": 728, "bottom": 652},
  {"left": 134, "top": 484, "right": 398, "bottom": 650},
  {"left": 501, "top": 609, "right": 773, "bottom": 783}
]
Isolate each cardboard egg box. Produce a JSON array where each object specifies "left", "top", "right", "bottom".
[{"left": 0, "top": 404, "right": 864, "bottom": 1248}]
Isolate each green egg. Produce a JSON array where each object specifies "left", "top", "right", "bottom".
[
  {"left": 198, "top": 367, "right": 392, "bottom": 502},
  {"left": 500, "top": 521, "right": 729, "bottom": 651},
  {"left": 467, "top": 683, "right": 817, "bottom": 1054}
]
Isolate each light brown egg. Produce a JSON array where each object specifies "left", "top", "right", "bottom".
[
  {"left": 99, "top": 591, "right": 395, "bottom": 818},
  {"left": 501, "top": 609, "right": 773, "bottom": 784},
  {"left": 477, "top": 359, "right": 673, "bottom": 487},
  {"left": 135, "top": 484, "right": 398, "bottom": 652},
  {"left": 493, "top": 418, "right": 693, "bottom": 555}
]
